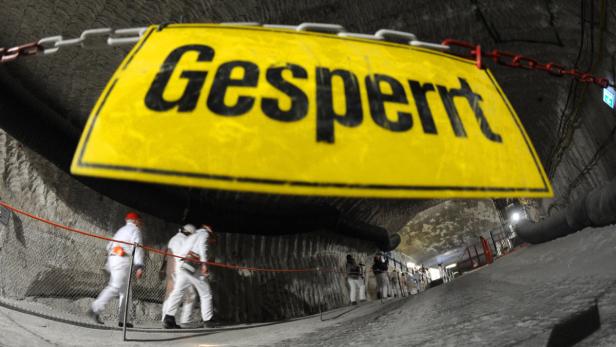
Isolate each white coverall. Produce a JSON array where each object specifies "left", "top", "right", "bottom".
[
  {"left": 164, "top": 229, "right": 213, "bottom": 322},
  {"left": 358, "top": 277, "right": 367, "bottom": 301},
  {"left": 161, "top": 232, "right": 196, "bottom": 324},
  {"left": 439, "top": 266, "right": 447, "bottom": 283},
  {"left": 347, "top": 278, "right": 362, "bottom": 302},
  {"left": 375, "top": 272, "right": 390, "bottom": 298},
  {"left": 357, "top": 265, "right": 367, "bottom": 301},
  {"left": 408, "top": 273, "right": 418, "bottom": 294},
  {"left": 346, "top": 262, "right": 366, "bottom": 303},
  {"left": 91, "top": 221, "right": 144, "bottom": 317},
  {"left": 390, "top": 271, "right": 400, "bottom": 297}
]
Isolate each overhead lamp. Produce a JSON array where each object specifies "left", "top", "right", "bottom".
[
  {"left": 428, "top": 267, "right": 441, "bottom": 280},
  {"left": 511, "top": 212, "right": 521, "bottom": 222}
]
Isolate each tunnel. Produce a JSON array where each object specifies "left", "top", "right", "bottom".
[{"left": 0, "top": 0, "right": 615, "bottom": 345}]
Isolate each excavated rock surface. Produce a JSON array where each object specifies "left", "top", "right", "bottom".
[
  {"left": 0, "top": 129, "right": 391, "bottom": 324},
  {"left": 398, "top": 200, "right": 501, "bottom": 263}
]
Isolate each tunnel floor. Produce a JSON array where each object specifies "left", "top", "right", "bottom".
[{"left": 2, "top": 223, "right": 616, "bottom": 346}]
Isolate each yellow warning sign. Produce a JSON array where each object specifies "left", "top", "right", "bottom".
[{"left": 71, "top": 24, "right": 552, "bottom": 198}]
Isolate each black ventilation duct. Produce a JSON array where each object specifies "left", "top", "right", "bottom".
[{"left": 517, "top": 178, "right": 616, "bottom": 244}]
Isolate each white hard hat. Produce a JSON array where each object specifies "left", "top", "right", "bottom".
[{"left": 182, "top": 224, "right": 196, "bottom": 234}]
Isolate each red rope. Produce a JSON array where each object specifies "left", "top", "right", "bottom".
[{"left": 0, "top": 200, "right": 341, "bottom": 274}]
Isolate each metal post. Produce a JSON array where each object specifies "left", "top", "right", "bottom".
[
  {"left": 489, "top": 230, "right": 498, "bottom": 255},
  {"left": 317, "top": 267, "right": 325, "bottom": 321},
  {"left": 122, "top": 245, "right": 136, "bottom": 342}
]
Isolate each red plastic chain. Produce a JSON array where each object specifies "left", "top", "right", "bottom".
[
  {"left": 442, "top": 39, "right": 612, "bottom": 88},
  {"left": 0, "top": 200, "right": 340, "bottom": 274}
]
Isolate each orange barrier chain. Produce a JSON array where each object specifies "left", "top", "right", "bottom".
[{"left": 0, "top": 200, "right": 341, "bottom": 274}]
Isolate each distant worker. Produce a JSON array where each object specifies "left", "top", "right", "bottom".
[
  {"left": 88, "top": 212, "right": 144, "bottom": 328},
  {"left": 400, "top": 272, "right": 408, "bottom": 296},
  {"left": 438, "top": 264, "right": 448, "bottom": 284},
  {"left": 163, "top": 225, "right": 215, "bottom": 329},
  {"left": 419, "top": 266, "right": 428, "bottom": 291},
  {"left": 390, "top": 269, "right": 400, "bottom": 297},
  {"left": 408, "top": 271, "right": 418, "bottom": 295},
  {"left": 345, "top": 255, "right": 362, "bottom": 305},
  {"left": 160, "top": 224, "right": 197, "bottom": 326},
  {"left": 358, "top": 261, "right": 367, "bottom": 302},
  {"left": 372, "top": 252, "right": 390, "bottom": 299}
]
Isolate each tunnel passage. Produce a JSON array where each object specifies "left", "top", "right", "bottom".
[
  {"left": 1, "top": 0, "right": 614, "bottom": 252},
  {"left": 1, "top": 0, "right": 616, "bottom": 335}
]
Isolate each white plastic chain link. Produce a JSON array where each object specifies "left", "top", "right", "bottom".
[
  {"left": 37, "top": 27, "right": 148, "bottom": 55},
  {"left": 244, "top": 22, "right": 449, "bottom": 50},
  {"left": 35, "top": 22, "right": 449, "bottom": 56}
]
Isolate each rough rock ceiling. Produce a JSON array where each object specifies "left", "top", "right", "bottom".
[
  {"left": 0, "top": 0, "right": 615, "bottom": 249},
  {"left": 398, "top": 200, "right": 502, "bottom": 264}
]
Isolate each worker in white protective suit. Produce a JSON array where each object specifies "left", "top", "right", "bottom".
[
  {"left": 358, "top": 262, "right": 367, "bottom": 302},
  {"left": 159, "top": 224, "right": 197, "bottom": 326},
  {"left": 439, "top": 264, "right": 447, "bottom": 283},
  {"left": 345, "top": 254, "right": 362, "bottom": 305},
  {"left": 163, "top": 225, "right": 215, "bottom": 329},
  {"left": 87, "top": 212, "right": 144, "bottom": 328}
]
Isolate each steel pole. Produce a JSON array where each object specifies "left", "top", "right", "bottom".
[
  {"left": 489, "top": 230, "right": 498, "bottom": 255},
  {"left": 396, "top": 270, "right": 403, "bottom": 297},
  {"left": 122, "top": 245, "right": 136, "bottom": 342},
  {"left": 318, "top": 267, "right": 325, "bottom": 321}
]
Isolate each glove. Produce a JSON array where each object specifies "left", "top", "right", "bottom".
[{"left": 200, "top": 264, "right": 209, "bottom": 277}]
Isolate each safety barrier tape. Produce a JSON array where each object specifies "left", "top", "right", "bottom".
[{"left": 0, "top": 200, "right": 342, "bottom": 274}]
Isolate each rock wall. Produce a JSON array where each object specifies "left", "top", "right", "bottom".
[{"left": 0, "top": 129, "right": 381, "bottom": 324}]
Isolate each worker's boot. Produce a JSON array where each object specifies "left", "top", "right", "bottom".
[
  {"left": 118, "top": 321, "right": 134, "bottom": 328},
  {"left": 163, "top": 315, "right": 181, "bottom": 329},
  {"left": 87, "top": 308, "right": 104, "bottom": 325},
  {"left": 203, "top": 320, "right": 219, "bottom": 329}
]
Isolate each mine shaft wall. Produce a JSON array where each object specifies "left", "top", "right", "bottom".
[{"left": 0, "top": 129, "right": 384, "bottom": 324}]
